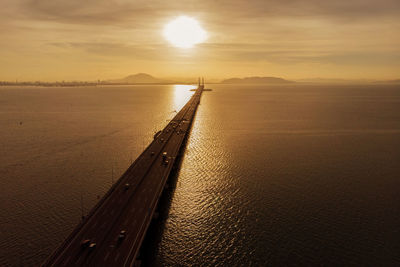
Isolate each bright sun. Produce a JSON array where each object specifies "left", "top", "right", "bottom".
[{"left": 163, "top": 16, "right": 207, "bottom": 48}]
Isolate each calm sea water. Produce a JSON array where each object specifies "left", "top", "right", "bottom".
[{"left": 0, "top": 84, "right": 399, "bottom": 266}]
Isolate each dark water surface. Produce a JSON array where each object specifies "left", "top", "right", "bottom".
[{"left": 0, "top": 84, "right": 399, "bottom": 266}]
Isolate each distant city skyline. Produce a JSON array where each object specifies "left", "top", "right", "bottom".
[{"left": 0, "top": 0, "right": 399, "bottom": 81}]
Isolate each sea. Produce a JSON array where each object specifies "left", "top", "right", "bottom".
[{"left": 0, "top": 84, "right": 399, "bottom": 266}]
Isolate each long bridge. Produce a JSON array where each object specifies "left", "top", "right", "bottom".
[{"left": 43, "top": 80, "right": 205, "bottom": 266}]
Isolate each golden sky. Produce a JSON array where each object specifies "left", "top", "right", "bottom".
[{"left": 0, "top": 0, "right": 399, "bottom": 81}]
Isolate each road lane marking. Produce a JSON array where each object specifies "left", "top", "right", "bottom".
[{"left": 47, "top": 88, "right": 203, "bottom": 266}]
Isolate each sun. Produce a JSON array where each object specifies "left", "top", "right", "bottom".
[{"left": 163, "top": 16, "right": 207, "bottom": 48}]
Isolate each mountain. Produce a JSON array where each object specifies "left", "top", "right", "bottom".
[
  {"left": 108, "top": 73, "right": 169, "bottom": 84},
  {"left": 374, "top": 79, "right": 400, "bottom": 84},
  {"left": 221, "top": 76, "right": 293, "bottom": 84},
  {"left": 296, "top": 78, "right": 374, "bottom": 84},
  {"left": 296, "top": 78, "right": 400, "bottom": 84}
]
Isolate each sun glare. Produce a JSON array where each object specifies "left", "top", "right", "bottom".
[{"left": 163, "top": 16, "right": 207, "bottom": 48}]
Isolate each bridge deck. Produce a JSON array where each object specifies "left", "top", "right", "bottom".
[{"left": 43, "top": 85, "right": 204, "bottom": 266}]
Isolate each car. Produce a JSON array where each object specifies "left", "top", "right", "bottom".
[
  {"left": 88, "top": 242, "right": 96, "bottom": 250},
  {"left": 118, "top": 230, "right": 127, "bottom": 242}
]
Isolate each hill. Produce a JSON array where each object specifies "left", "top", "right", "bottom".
[
  {"left": 221, "top": 76, "right": 293, "bottom": 84},
  {"left": 108, "top": 73, "right": 170, "bottom": 84},
  {"left": 374, "top": 79, "right": 400, "bottom": 84}
]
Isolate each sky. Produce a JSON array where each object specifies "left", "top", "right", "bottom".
[{"left": 0, "top": 0, "right": 399, "bottom": 81}]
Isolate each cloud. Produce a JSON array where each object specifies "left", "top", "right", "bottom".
[
  {"left": 209, "top": 0, "right": 400, "bottom": 21},
  {"left": 47, "top": 41, "right": 160, "bottom": 59},
  {"left": 10, "top": 0, "right": 399, "bottom": 26},
  {"left": 20, "top": 0, "right": 157, "bottom": 26},
  {"left": 0, "top": 0, "right": 399, "bottom": 80}
]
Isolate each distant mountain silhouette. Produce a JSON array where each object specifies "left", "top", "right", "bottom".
[
  {"left": 374, "top": 79, "right": 400, "bottom": 84},
  {"left": 106, "top": 74, "right": 295, "bottom": 85},
  {"left": 221, "top": 76, "right": 293, "bottom": 84},
  {"left": 108, "top": 73, "right": 170, "bottom": 84},
  {"left": 296, "top": 78, "right": 373, "bottom": 84}
]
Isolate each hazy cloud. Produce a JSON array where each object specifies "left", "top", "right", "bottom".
[
  {"left": 47, "top": 41, "right": 163, "bottom": 59},
  {"left": 0, "top": 0, "right": 399, "bottom": 80},
  {"left": 11, "top": 0, "right": 400, "bottom": 26}
]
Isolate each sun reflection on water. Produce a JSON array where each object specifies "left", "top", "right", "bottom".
[{"left": 172, "top": 84, "right": 196, "bottom": 111}]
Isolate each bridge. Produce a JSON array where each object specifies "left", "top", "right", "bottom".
[{"left": 43, "top": 80, "right": 205, "bottom": 266}]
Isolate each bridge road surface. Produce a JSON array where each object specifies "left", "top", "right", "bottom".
[{"left": 43, "top": 85, "right": 204, "bottom": 266}]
